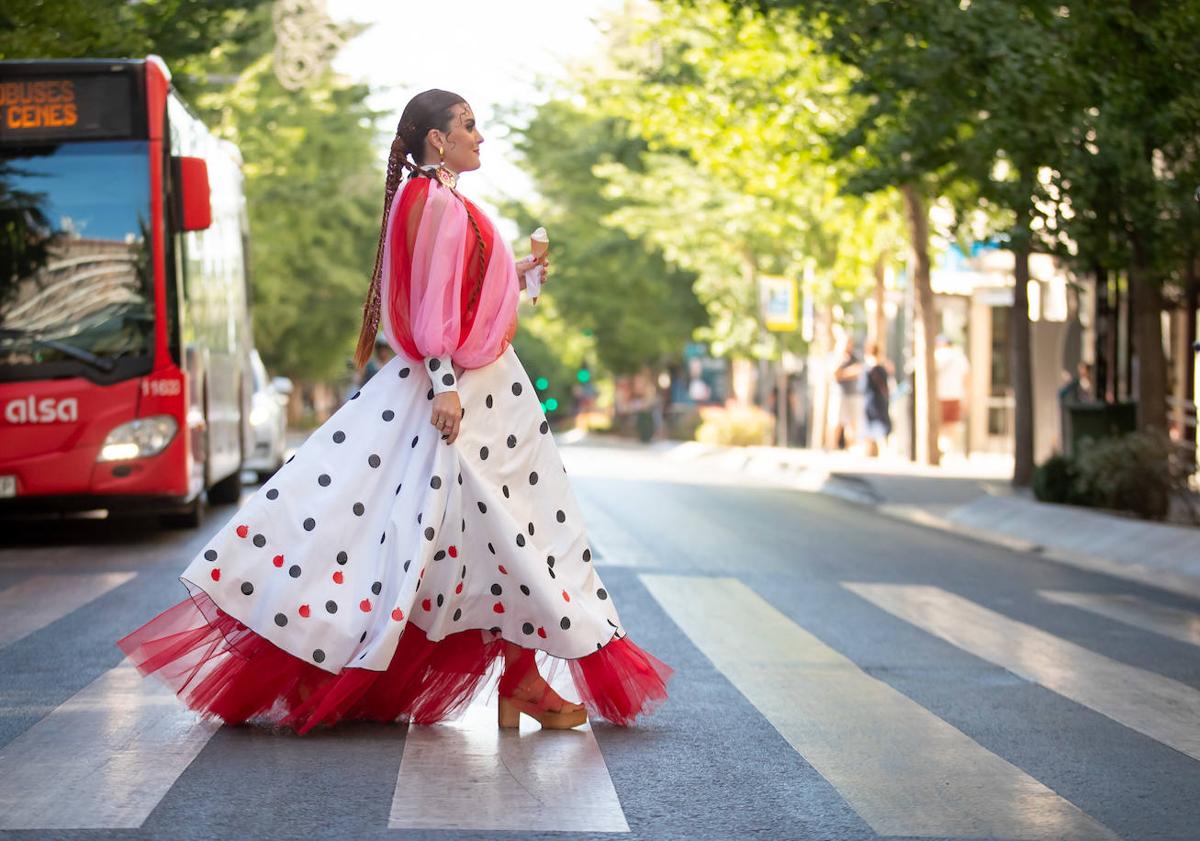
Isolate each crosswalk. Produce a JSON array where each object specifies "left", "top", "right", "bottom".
[{"left": 1, "top": 568, "right": 1199, "bottom": 836}]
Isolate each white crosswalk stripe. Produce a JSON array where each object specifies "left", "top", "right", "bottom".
[
  {"left": 643, "top": 574, "right": 1116, "bottom": 840},
  {"left": 0, "top": 659, "right": 219, "bottom": 829},
  {"left": 0, "top": 572, "right": 136, "bottom": 649},
  {"left": 848, "top": 583, "right": 1200, "bottom": 763},
  {"left": 1039, "top": 590, "right": 1200, "bottom": 648}
]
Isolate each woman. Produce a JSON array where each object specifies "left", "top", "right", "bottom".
[
  {"left": 116, "top": 89, "right": 674, "bottom": 733},
  {"left": 861, "top": 340, "right": 892, "bottom": 458}
]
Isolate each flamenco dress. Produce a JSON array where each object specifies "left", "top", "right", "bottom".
[{"left": 116, "top": 173, "right": 674, "bottom": 733}]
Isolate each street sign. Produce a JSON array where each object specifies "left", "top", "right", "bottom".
[{"left": 760, "top": 275, "right": 798, "bottom": 332}]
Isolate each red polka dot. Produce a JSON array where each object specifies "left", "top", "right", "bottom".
[
  {"left": 272, "top": 554, "right": 284, "bottom": 568},
  {"left": 498, "top": 564, "right": 508, "bottom": 575},
  {"left": 562, "top": 590, "right": 570, "bottom": 602},
  {"left": 422, "top": 598, "right": 432, "bottom": 611},
  {"left": 359, "top": 599, "right": 372, "bottom": 612},
  {"left": 537, "top": 626, "right": 547, "bottom": 638},
  {"left": 299, "top": 604, "right": 311, "bottom": 618},
  {"left": 493, "top": 602, "right": 505, "bottom": 613},
  {"left": 455, "top": 582, "right": 463, "bottom": 594},
  {"left": 210, "top": 568, "right": 220, "bottom": 581},
  {"left": 236, "top": 524, "right": 248, "bottom": 538},
  {"left": 392, "top": 608, "right": 404, "bottom": 621},
  {"left": 448, "top": 545, "right": 458, "bottom": 558},
  {"left": 332, "top": 570, "right": 344, "bottom": 584}
]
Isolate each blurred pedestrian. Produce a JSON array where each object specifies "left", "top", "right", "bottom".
[
  {"left": 828, "top": 335, "right": 862, "bottom": 450},
  {"left": 861, "top": 340, "right": 893, "bottom": 457},
  {"left": 117, "top": 89, "right": 673, "bottom": 735},
  {"left": 934, "top": 334, "right": 969, "bottom": 457}
]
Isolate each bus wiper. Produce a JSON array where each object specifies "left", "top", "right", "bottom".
[{"left": 0, "top": 327, "right": 117, "bottom": 372}]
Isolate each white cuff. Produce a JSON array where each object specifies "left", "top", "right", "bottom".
[{"left": 424, "top": 354, "right": 457, "bottom": 394}]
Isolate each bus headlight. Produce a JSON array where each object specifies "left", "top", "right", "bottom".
[{"left": 98, "top": 415, "right": 179, "bottom": 461}]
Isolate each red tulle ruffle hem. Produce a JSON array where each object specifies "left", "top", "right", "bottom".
[{"left": 116, "top": 586, "right": 673, "bottom": 734}]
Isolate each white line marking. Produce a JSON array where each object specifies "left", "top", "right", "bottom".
[
  {"left": 0, "top": 659, "right": 219, "bottom": 829},
  {"left": 0, "top": 572, "right": 136, "bottom": 649},
  {"left": 1039, "top": 590, "right": 1200, "bottom": 648},
  {"left": 643, "top": 574, "right": 1116, "bottom": 840},
  {"left": 848, "top": 583, "right": 1200, "bottom": 763},
  {"left": 389, "top": 679, "right": 629, "bottom": 832}
]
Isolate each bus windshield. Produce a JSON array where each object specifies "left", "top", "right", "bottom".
[{"left": 0, "top": 139, "right": 155, "bottom": 380}]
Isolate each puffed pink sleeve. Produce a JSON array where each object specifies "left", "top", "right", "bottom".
[{"left": 409, "top": 182, "right": 469, "bottom": 395}]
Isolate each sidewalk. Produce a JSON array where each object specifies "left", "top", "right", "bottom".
[{"left": 645, "top": 438, "right": 1200, "bottom": 601}]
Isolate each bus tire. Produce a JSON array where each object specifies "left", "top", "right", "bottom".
[
  {"left": 162, "top": 494, "right": 203, "bottom": 529},
  {"left": 208, "top": 468, "right": 242, "bottom": 505}
]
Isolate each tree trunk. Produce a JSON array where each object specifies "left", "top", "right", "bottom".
[
  {"left": 1011, "top": 240, "right": 1035, "bottom": 486},
  {"left": 1130, "top": 252, "right": 1168, "bottom": 434},
  {"left": 901, "top": 183, "right": 939, "bottom": 466},
  {"left": 872, "top": 254, "right": 888, "bottom": 353}
]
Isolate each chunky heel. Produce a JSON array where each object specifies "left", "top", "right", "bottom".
[{"left": 498, "top": 695, "right": 522, "bottom": 728}]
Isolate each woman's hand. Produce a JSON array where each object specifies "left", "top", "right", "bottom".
[
  {"left": 515, "top": 253, "right": 550, "bottom": 290},
  {"left": 431, "top": 392, "right": 462, "bottom": 444}
]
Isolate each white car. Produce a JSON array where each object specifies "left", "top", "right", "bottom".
[{"left": 244, "top": 349, "right": 291, "bottom": 482}]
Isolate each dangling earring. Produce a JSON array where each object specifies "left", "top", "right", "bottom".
[
  {"left": 434, "top": 144, "right": 457, "bottom": 189},
  {"left": 437, "top": 145, "right": 445, "bottom": 163}
]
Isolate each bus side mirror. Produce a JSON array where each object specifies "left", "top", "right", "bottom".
[{"left": 174, "top": 156, "right": 212, "bottom": 231}]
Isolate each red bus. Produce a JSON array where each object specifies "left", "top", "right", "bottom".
[{"left": 0, "top": 56, "right": 252, "bottom": 526}]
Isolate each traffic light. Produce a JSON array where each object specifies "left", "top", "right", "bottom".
[
  {"left": 535, "top": 376, "right": 548, "bottom": 390},
  {"left": 576, "top": 367, "right": 590, "bottom": 384}
]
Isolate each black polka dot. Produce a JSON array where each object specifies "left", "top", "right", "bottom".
[
  {"left": 548, "top": 568, "right": 557, "bottom": 579},
  {"left": 436, "top": 594, "right": 444, "bottom": 606},
  {"left": 400, "top": 366, "right": 411, "bottom": 378},
  {"left": 382, "top": 409, "right": 395, "bottom": 422},
  {"left": 240, "top": 581, "right": 254, "bottom": 595},
  {"left": 303, "top": 517, "right": 316, "bottom": 531},
  {"left": 506, "top": 434, "right": 517, "bottom": 448},
  {"left": 560, "top": 617, "right": 571, "bottom": 630},
  {"left": 520, "top": 584, "right": 530, "bottom": 595},
  {"left": 502, "top": 485, "right": 510, "bottom": 498},
  {"left": 512, "top": 382, "right": 522, "bottom": 396},
  {"left": 527, "top": 522, "right": 535, "bottom": 536},
  {"left": 583, "top": 548, "right": 592, "bottom": 562},
  {"left": 461, "top": 564, "right": 467, "bottom": 578},
  {"left": 442, "top": 373, "right": 455, "bottom": 386},
  {"left": 556, "top": 510, "right": 566, "bottom": 523},
  {"left": 275, "top": 613, "right": 287, "bottom": 627},
  {"left": 360, "top": 631, "right": 368, "bottom": 643},
  {"left": 597, "top": 588, "right": 608, "bottom": 600},
  {"left": 404, "top": 559, "right": 412, "bottom": 572},
  {"left": 487, "top": 542, "right": 495, "bottom": 554},
  {"left": 428, "top": 357, "right": 441, "bottom": 371},
  {"left": 430, "top": 475, "right": 442, "bottom": 490},
  {"left": 453, "top": 608, "right": 462, "bottom": 621},
  {"left": 491, "top": 583, "right": 503, "bottom": 595},
  {"left": 313, "top": 649, "right": 326, "bottom": 663},
  {"left": 351, "top": 390, "right": 361, "bottom": 400},
  {"left": 396, "top": 484, "right": 402, "bottom": 495},
  {"left": 522, "top": 622, "right": 535, "bottom": 634},
  {"left": 424, "top": 527, "right": 435, "bottom": 541},
  {"left": 489, "top": 626, "right": 501, "bottom": 634},
  {"left": 252, "top": 534, "right": 266, "bottom": 548},
  {"left": 540, "top": 420, "right": 549, "bottom": 434},
  {"left": 380, "top": 532, "right": 386, "bottom": 544},
  {"left": 353, "top": 502, "right": 365, "bottom": 516},
  {"left": 546, "top": 555, "right": 555, "bottom": 567},
  {"left": 337, "top": 551, "right": 348, "bottom": 565},
  {"left": 265, "top": 488, "right": 279, "bottom": 500},
  {"left": 204, "top": 549, "right": 217, "bottom": 562},
  {"left": 417, "top": 513, "right": 422, "bottom": 524},
  {"left": 529, "top": 471, "right": 538, "bottom": 485},
  {"left": 486, "top": 394, "right": 494, "bottom": 408},
  {"left": 457, "top": 473, "right": 463, "bottom": 485},
  {"left": 318, "top": 474, "right": 331, "bottom": 487},
  {"left": 289, "top": 564, "right": 302, "bottom": 578},
  {"left": 411, "top": 435, "right": 419, "bottom": 448},
  {"left": 478, "top": 501, "right": 487, "bottom": 514},
  {"left": 371, "top": 581, "right": 382, "bottom": 595},
  {"left": 516, "top": 534, "right": 525, "bottom": 547},
  {"left": 368, "top": 454, "right": 381, "bottom": 468},
  {"left": 325, "top": 600, "right": 338, "bottom": 614},
  {"left": 426, "top": 388, "right": 434, "bottom": 400},
  {"left": 333, "top": 430, "right": 345, "bottom": 443},
  {"left": 480, "top": 446, "right": 489, "bottom": 460},
  {"left": 434, "top": 550, "right": 446, "bottom": 561}
]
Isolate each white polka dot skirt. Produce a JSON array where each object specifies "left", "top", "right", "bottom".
[{"left": 117, "top": 345, "right": 674, "bottom": 730}]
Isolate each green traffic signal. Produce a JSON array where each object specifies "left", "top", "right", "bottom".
[
  {"left": 576, "top": 368, "right": 590, "bottom": 383},
  {"left": 535, "top": 376, "right": 548, "bottom": 390},
  {"left": 545, "top": 398, "right": 559, "bottom": 411}
]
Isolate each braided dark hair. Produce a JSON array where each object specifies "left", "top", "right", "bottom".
[{"left": 354, "top": 89, "right": 489, "bottom": 371}]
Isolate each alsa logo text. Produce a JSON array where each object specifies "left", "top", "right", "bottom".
[{"left": 4, "top": 396, "right": 79, "bottom": 424}]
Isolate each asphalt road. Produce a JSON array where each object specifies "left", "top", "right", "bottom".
[{"left": 1, "top": 436, "right": 1198, "bottom": 841}]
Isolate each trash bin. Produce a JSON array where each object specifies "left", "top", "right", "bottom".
[{"left": 1066, "top": 401, "right": 1137, "bottom": 455}]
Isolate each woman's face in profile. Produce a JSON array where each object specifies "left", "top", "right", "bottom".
[{"left": 436, "top": 103, "right": 483, "bottom": 173}]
